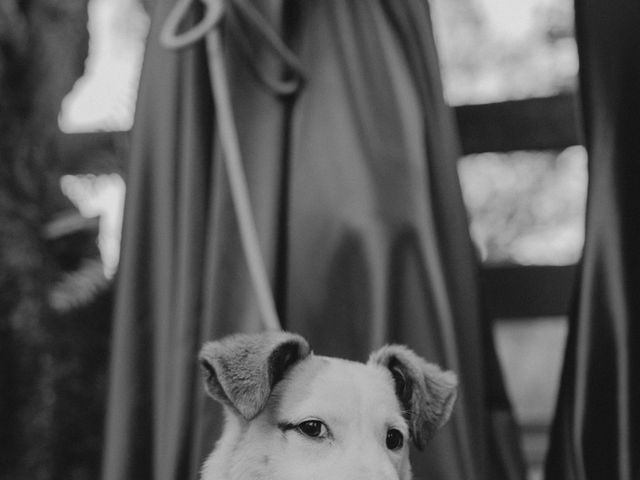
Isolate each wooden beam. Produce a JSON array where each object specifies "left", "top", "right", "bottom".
[
  {"left": 54, "top": 130, "right": 129, "bottom": 175},
  {"left": 480, "top": 264, "right": 578, "bottom": 319},
  {"left": 54, "top": 94, "right": 584, "bottom": 174},
  {"left": 455, "top": 93, "right": 583, "bottom": 154}
]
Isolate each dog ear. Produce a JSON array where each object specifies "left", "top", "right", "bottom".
[
  {"left": 369, "top": 345, "right": 458, "bottom": 450},
  {"left": 199, "top": 332, "right": 311, "bottom": 420}
]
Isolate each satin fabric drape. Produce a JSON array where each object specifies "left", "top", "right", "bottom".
[
  {"left": 545, "top": 0, "right": 640, "bottom": 479},
  {"left": 102, "top": 1, "right": 524, "bottom": 479}
]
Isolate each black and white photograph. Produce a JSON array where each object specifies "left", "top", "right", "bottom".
[{"left": 1, "top": 0, "right": 638, "bottom": 479}]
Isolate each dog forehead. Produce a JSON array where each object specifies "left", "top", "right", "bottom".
[{"left": 276, "top": 355, "right": 402, "bottom": 418}]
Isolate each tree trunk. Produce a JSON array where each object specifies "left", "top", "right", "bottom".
[{"left": 0, "top": 2, "right": 90, "bottom": 479}]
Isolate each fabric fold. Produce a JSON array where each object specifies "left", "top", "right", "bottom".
[
  {"left": 545, "top": 0, "right": 640, "bottom": 478},
  {"left": 102, "top": 1, "right": 525, "bottom": 479}
]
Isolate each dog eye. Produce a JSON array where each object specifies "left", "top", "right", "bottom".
[
  {"left": 296, "top": 420, "right": 327, "bottom": 438},
  {"left": 386, "top": 429, "right": 404, "bottom": 450}
]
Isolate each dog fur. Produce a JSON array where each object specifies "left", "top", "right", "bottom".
[{"left": 199, "top": 332, "right": 457, "bottom": 480}]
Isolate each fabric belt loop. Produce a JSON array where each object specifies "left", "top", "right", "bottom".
[{"left": 160, "top": 0, "right": 283, "bottom": 332}]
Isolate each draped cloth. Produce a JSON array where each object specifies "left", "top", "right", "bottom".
[
  {"left": 101, "top": 1, "right": 524, "bottom": 479},
  {"left": 545, "top": 0, "right": 640, "bottom": 479}
]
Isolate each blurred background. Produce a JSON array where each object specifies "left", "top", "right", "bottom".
[{"left": 1, "top": 0, "right": 583, "bottom": 479}]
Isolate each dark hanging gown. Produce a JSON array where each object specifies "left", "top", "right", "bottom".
[
  {"left": 545, "top": 0, "right": 640, "bottom": 478},
  {"left": 102, "top": 1, "right": 525, "bottom": 479}
]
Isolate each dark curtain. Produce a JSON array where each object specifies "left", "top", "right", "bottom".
[
  {"left": 545, "top": 0, "right": 640, "bottom": 479},
  {"left": 102, "top": 1, "right": 525, "bottom": 479}
]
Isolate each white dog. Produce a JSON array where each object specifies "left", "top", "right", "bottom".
[{"left": 199, "top": 331, "right": 457, "bottom": 480}]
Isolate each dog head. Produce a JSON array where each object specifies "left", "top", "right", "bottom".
[{"left": 199, "top": 332, "right": 457, "bottom": 480}]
